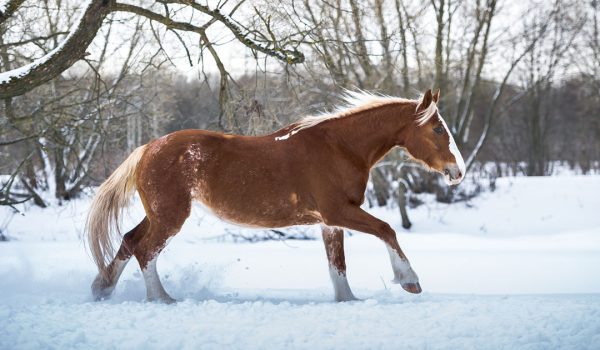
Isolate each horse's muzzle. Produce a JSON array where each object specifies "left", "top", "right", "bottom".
[{"left": 443, "top": 164, "right": 463, "bottom": 185}]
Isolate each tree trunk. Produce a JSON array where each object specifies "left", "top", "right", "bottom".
[
  {"left": 433, "top": 0, "right": 445, "bottom": 91},
  {"left": 371, "top": 168, "right": 390, "bottom": 207},
  {"left": 398, "top": 181, "right": 412, "bottom": 229}
]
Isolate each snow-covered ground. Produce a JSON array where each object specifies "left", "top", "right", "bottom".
[{"left": 1, "top": 175, "right": 600, "bottom": 349}]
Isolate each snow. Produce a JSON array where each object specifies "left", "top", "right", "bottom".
[
  {"left": 0, "top": 1, "right": 8, "bottom": 14},
  {"left": 274, "top": 133, "right": 290, "bottom": 141},
  {"left": 0, "top": 0, "right": 93, "bottom": 84},
  {"left": 1, "top": 175, "right": 600, "bottom": 349}
]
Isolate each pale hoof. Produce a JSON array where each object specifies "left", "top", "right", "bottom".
[
  {"left": 148, "top": 295, "right": 177, "bottom": 304},
  {"left": 162, "top": 296, "right": 177, "bottom": 304},
  {"left": 335, "top": 294, "right": 360, "bottom": 302},
  {"left": 401, "top": 282, "right": 422, "bottom": 294}
]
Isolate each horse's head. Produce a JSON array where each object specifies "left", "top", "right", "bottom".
[{"left": 401, "top": 89, "right": 466, "bottom": 185}]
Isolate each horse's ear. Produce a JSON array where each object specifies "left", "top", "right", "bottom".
[
  {"left": 432, "top": 89, "right": 440, "bottom": 103},
  {"left": 417, "top": 89, "right": 433, "bottom": 112}
]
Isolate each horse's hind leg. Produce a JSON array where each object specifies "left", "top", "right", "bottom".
[
  {"left": 92, "top": 218, "right": 149, "bottom": 300},
  {"left": 130, "top": 151, "right": 193, "bottom": 303},
  {"left": 132, "top": 219, "right": 186, "bottom": 304},
  {"left": 132, "top": 192, "right": 191, "bottom": 303},
  {"left": 321, "top": 225, "right": 357, "bottom": 302}
]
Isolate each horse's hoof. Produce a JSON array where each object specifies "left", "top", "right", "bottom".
[
  {"left": 91, "top": 276, "right": 114, "bottom": 301},
  {"left": 335, "top": 295, "right": 360, "bottom": 302},
  {"left": 163, "top": 297, "right": 177, "bottom": 304},
  {"left": 92, "top": 289, "right": 113, "bottom": 301},
  {"left": 148, "top": 295, "right": 177, "bottom": 304},
  {"left": 401, "top": 282, "right": 422, "bottom": 294}
]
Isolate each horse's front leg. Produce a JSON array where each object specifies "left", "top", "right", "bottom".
[
  {"left": 321, "top": 225, "right": 358, "bottom": 302},
  {"left": 321, "top": 205, "right": 421, "bottom": 294}
]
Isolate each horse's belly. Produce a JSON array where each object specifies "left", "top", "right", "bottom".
[
  {"left": 217, "top": 210, "right": 321, "bottom": 228},
  {"left": 187, "top": 147, "right": 318, "bottom": 227},
  {"left": 194, "top": 192, "right": 321, "bottom": 228}
]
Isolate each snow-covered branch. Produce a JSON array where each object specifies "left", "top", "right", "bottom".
[
  {"left": 0, "top": 0, "right": 110, "bottom": 99},
  {"left": 0, "top": 0, "right": 306, "bottom": 100},
  {"left": 0, "top": 0, "right": 25, "bottom": 25}
]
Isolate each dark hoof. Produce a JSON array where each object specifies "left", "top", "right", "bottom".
[{"left": 401, "top": 282, "right": 422, "bottom": 294}]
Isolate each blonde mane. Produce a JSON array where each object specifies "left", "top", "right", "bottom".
[
  {"left": 275, "top": 90, "right": 436, "bottom": 140},
  {"left": 416, "top": 97, "right": 438, "bottom": 126}
]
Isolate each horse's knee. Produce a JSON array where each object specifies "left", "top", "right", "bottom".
[
  {"left": 133, "top": 238, "right": 162, "bottom": 270},
  {"left": 132, "top": 222, "right": 180, "bottom": 270},
  {"left": 377, "top": 222, "right": 396, "bottom": 241}
]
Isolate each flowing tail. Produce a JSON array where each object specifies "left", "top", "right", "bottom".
[{"left": 86, "top": 145, "right": 147, "bottom": 279}]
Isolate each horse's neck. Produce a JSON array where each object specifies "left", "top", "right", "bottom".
[{"left": 322, "top": 104, "right": 412, "bottom": 169}]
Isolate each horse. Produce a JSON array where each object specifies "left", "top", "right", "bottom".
[{"left": 86, "top": 88, "right": 465, "bottom": 303}]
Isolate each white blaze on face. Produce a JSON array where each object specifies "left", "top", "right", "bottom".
[{"left": 439, "top": 114, "right": 466, "bottom": 180}]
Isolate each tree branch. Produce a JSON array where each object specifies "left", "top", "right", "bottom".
[
  {"left": 0, "top": 0, "right": 305, "bottom": 100},
  {"left": 0, "top": 32, "right": 69, "bottom": 49},
  {"left": 113, "top": 2, "right": 209, "bottom": 34},
  {"left": 0, "top": 0, "right": 111, "bottom": 99},
  {"left": 0, "top": 0, "right": 25, "bottom": 25},
  {"left": 162, "top": 0, "right": 305, "bottom": 64}
]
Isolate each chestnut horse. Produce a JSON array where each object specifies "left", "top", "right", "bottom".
[{"left": 86, "top": 89, "right": 465, "bottom": 303}]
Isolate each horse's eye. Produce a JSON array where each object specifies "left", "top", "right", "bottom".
[{"left": 433, "top": 125, "right": 444, "bottom": 135}]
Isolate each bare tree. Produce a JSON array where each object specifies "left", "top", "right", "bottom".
[
  {"left": 519, "top": 1, "right": 584, "bottom": 176},
  {"left": 0, "top": 0, "right": 305, "bottom": 99},
  {"left": 1, "top": 0, "right": 598, "bottom": 213}
]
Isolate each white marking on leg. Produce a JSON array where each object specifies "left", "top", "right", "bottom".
[
  {"left": 328, "top": 266, "right": 358, "bottom": 302},
  {"left": 385, "top": 245, "right": 418, "bottom": 284},
  {"left": 142, "top": 256, "right": 175, "bottom": 303},
  {"left": 112, "top": 258, "right": 129, "bottom": 279}
]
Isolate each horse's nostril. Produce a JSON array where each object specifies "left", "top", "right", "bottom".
[
  {"left": 457, "top": 171, "right": 462, "bottom": 178},
  {"left": 444, "top": 169, "right": 450, "bottom": 176}
]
